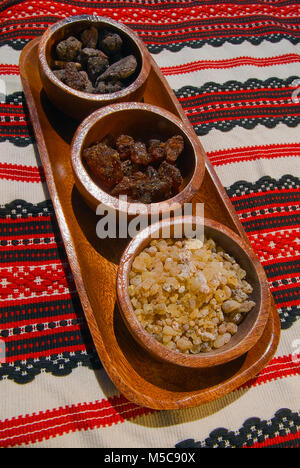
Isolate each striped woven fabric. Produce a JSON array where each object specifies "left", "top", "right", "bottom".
[{"left": 0, "top": 0, "right": 299, "bottom": 448}]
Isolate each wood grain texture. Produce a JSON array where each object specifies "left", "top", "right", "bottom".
[
  {"left": 19, "top": 37, "right": 280, "bottom": 410},
  {"left": 38, "top": 15, "right": 151, "bottom": 119},
  {"left": 117, "top": 216, "right": 271, "bottom": 368}
]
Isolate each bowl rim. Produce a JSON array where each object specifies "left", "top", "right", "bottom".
[
  {"left": 70, "top": 102, "right": 206, "bottom": 216},
  {"left": 116, "top": 215, "right": 270, "bottom": 368},
  {"left": 38, "top": 14, "right": 151, "bottom": 102}
]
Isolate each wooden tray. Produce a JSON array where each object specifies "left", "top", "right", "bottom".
[{"left": 19, "top": 37, "right": 280, "bottom": 410}]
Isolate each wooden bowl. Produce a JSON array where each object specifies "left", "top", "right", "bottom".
[
  {"left": 70, "top": 102, "right": 205, "bottom": 217},
  {"left": 117, "top": 216, "right": 270, "bottom": 368},
  {"left": 38, "top": 15, "right": 151, "bottom": 120}
]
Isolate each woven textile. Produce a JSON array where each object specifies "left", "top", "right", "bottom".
[{"left": 0, "top": 0, "right": 299, "bottom": 448}]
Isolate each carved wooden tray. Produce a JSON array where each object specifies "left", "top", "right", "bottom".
[{"left": 19, "top": 37, "right": 280, "bottom": 410}]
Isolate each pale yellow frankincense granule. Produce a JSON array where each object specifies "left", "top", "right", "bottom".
[{"left": 129, "top": 237, "right": 255, "bottom": 354}]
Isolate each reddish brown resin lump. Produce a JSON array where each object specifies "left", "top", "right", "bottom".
[
  {"left": 165, "top": 135, "right": 184, "bottom": 163},
  {"left": 83, "top": 134, "right": 184, "bottom": 203},
  {"left": 83, "top": 142, "right": 123, "bottom": 190},
  {"left": 116, "top": 135, "right": 135, "bottom": 160}
]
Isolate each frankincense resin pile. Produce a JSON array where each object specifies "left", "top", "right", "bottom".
[{"left": 129, "top": 237, "right": 256, "bottom": 354}]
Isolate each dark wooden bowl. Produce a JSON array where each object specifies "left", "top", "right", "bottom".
[
  {"left": 117, "top": 216, "right": 270, "bottom": 368},
  {"left": 70, "top": 102, "right": 205, "bottom": 217},
  {"left": 38, "top": 15, "right": 151, "bottom": 119}
]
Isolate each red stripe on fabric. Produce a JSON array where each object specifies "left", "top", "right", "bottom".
[
  {"left": 241, "top": 354, "right": 300, "bottom": 390},
  {"left": 0, "top": 260, "right": 68, "bottom": 269},
  {"left": 0, "top": 233, "right": 60, "bottom": 242},
  {"left": 0, "top": 313, "right": 82, "bottom": 330},
  {"left": 262, "top": 257, "right": 300, "bottom": 269},
  {"left": 230, "top": 187, "right": 300, "bottom": 201},
  {"left": 0, "top": 353, "right": 298, "bottom": 447},
  {"left": 261, "top": 254, "right": 300, "bottom": 267},
  {"left": 185, "top": 104, "right": 300, "bottom": 122},
  {"left": 270, "top": 282, "right": 300, "bottom": 292},
  {"left": 239, "top": 209, "right": 300, "bottom": 223},
  {"left": 0, "top": 121, "right": 27, "bottom": 126},
  {"left": 0, "top": 291, "right": 77, "bottom": 308},
  {"left": 0, "top": 65, "right": 19, "bottom": 75},
  {"left": 0, "top": 2, "right": 298, "bottom": 24},
  {"left": 208, "top": 143, "right": 300, "bottom": 166},
  {"left": 0, "top": 163, "right": 45, "bottom": 183},
  {"left": 263, "top": 271, "right": 300, "bottom": 282},
  {"left": 0, "top": 395, "right": 154, "bottom": 448},
  {"left": 186, "top": 110, "right": 300, "bottom": 125},
  {"left": 236, "top": 201, "right": 299, "bottom": 215},
  {"left": 0, "top": 242, "right": 58, "bottom": 251},
  {"left": 0, "top": 215, "right": 52, "bottom": 224},
  {"left": 3, "top": 344, "right": 88, "bottom": 364},
  {"left": 183, "top": 97, "right": 293, "bottom": 113},
  {"left": 245, "top": 430, "right": 300, "bottom": 448},
  {"left": 179, "top": 86, "right": 295, "bottom": 104},
  {"left": 3, "top": 323, "right": 85, "bottom": 343},
  {"left": 0, "top": 104, "right": 23, "bottom": 110},
  {"left": 161, "top": 54, "right": 300, "bottom": 75},
  {"left": 139, "top": 27, "right": 300, "bottom": 44}
]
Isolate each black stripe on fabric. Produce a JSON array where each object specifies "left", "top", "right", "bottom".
[
  {"left": 279, "top": 305, "right": 300, "bottom": 330},
  {"left": 0, "top": 220, "right": 58, "bottom": 237},
  {"left": 4, "top": 329, "right": 90, "bottom": 358},
  {"left": 0, "top": 199, "right": 54, "bottom": 218},
  {"left": 231, "top": 191, "right": 300, "bottom": 212},
  {"left": 1, "top": 32, "right": 300, "bottom": 52},
  {"left": 192, "top": 116, "right": 300, "bottom": 135},
  {"left": 241, "top": 213, "right": 300, "bottom": 233},
  {"left": 0, "top": 298, "right": 83, "bottom": 325},
  {"left": 187, "top": 105, "right": 300, "bottom": 122},
  {"left": 0, "top": 350, "right": 102, "bottom": 383},
  {"left": 178, "top": 89, "right": 295, "bottom": 107},
  {"left": 264, "top": 261, "right": 300, "bottom": 279},
  {"left": 175, "top": 408, "right": 300, "bottom": 448},
  {"left": 175, "top": 76, "right": 300, "bottom": 98},
  {"left": 226, "top": 175, "right": 300, "bottom": 198},
  {"left": 270, "top": 287, "right": 299, "bottom": 305},
  {"left": 147, "top": 34, "right": 300, "bottom": 53},
  {"left": 0, "top": 246, "right": 66, "bottom": 263},
  {"left": 264, "top": 437, "right": 300, "bottom": 448}
]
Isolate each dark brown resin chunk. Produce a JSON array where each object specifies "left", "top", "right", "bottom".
[
  {"left": 101, "top": 33, "right": 123, "bottom": 56},
  {"left": 63, "top": 62, "right": 88, "bottom": 91},
  {"left": 83, "top": 143, "right": 123, "bottom": 190},
  {"left": 80, "top": 26, "right": 98, "bottom": 49},
  {"left": 56, "top": 36, "right": 82, "bottom": 62},
  {"left": 87, "top": 54, "right": 109, "bottom": 82},
  {"left": 148, "top": 139, "right": 165, "bottom": 162},
  {"left": 53, "top": 60, "right": 82, "bottom": 70},
  {"left": 158, "top": 161, "right": 183, "bottom": 191},
  {"left": 96, "top": 55, "right": 137, "bottom": 82},
  {"left": 116, "top": 135, "right": 134, "bottom": 160},
  {"left": 84, "top": 134, "right": 184, "bottom": 203},
  {"left": 78, "top": 48, "right": 107, "bottom": 67},
  {"left": 131, "top": 141, "right": 153, "bottom": 166},
  {"left": 52, "top": 26, "right": 138, "bottom": 95},
  {"left": 164, "top": 135, "right": 184, "bottom": 163}
]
